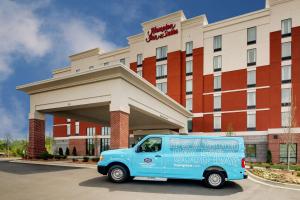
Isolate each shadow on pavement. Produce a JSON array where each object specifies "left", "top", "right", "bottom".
[
  {"left": 0, "top": 160, "right": 81, "bottom": 175},
  {"left": 79, "top": 176, "right": 243, "bottom": 196}
]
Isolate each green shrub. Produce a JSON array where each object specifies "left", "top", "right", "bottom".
[
  {"left": 54, "top": 155, "right": 62, "bottom": 159},
  {"left": 72, "top": 158, "right": 78, "bottom": 162},
  {"left": 92, "top": 157, "right": 99, "bottom": 162},
  {"left": 65, "top": 147, "right": 70, "bottom": 156},
  {"left": 72, "top": 147, "right": 77, "bottom": 156},
  {"left": 82, "top": 157, "right": 89, "bottom": 162},
  {"left": 39, "top": 151, "right": 52, "bottom": 160},
  {"left": 267, "top": 150, "right": 272, "bottom": 163},
  {"left": 58, "top": 147, "right": 63, "bottom": 156}
]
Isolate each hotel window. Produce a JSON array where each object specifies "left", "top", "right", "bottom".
[
  {"left": 101, "top": 126, "right": 111, "bottom": 135},
  {"left": 245, "top": 144, "right": 256, "bottom": 158},
  {"left": 213, "top": 55, "right": 222, "bottom": 72},
  {"left": 247, "top": 70, "right": 256, "bottom": 87},
  {"left": 186, "top": 79, "right": 193, "bottom": 94},
  {"left": 89, "top": 66, "right": 94, "bottom": 70},
  {"left": 67, "top": 124, "right": 71, "bottom": 136},
  {"left": 280, "top": 144, "right": 297, "bottom": 163},
  {"left": 247, "top": 48, "right": 256, "bottom": 66},
  {"left": 281, "top": 88, "right": 291, "bottom": 106},
  {"left": 156, "top": 64, "right": 167, "bottom": 79},
  {"left": 247, "top": 113, "right": 256, "bottom": 130},
  {"left": 137, "top": 54, "right": 143, "bottom": 66},
  {"left": 104, "top": 62, "right": 109, "bottom": 66},
  {"left": 281, "top": 18, "right": 292, "bottom": 37},
  {"left": 101, "top": 127, "right": 110, "bottom": 152},
  {"left": 156, "top": 46, "right": 167, "bottom": 61},
  {"left": 186, "top": 97, "right": 193, "bottom": 111},
  {"left": 281, "top": 111, "right": 290, "bottom": 127},
  {"left": 214, "top": 75, "right": 221, "bottom": 91},
  {"left": 87, "top": 127, "right": 96, "bottom": 156},
  {"left": 213, "top": 35, "right": 222, "bottom": 52},
  {"left": 187, "top": 120, "right": 193, "bottom": 133},
  {"left": 247, "top": 27, "right": 256, "bottom": 45},
  {"left": 186, "top": 41, "right": 193, "bottom": 56},
  {"left": 186, "top": 60, "right": 193, "bottom": 75},
  {"left": 120, "top": 58, "right": 125, "bottom": 65},
  {"left": 282, "top": 65, "right": 291, "bottom": 83},
  {"left": 157, "top": 82, "right": 167, "bottom": 94},
  {"left": 247, "top": 91, "right": 256, "bottom": 109},
  {"left": 214, "top": 95, "right": 221, "bottom": 111},
  {"left": 75, "top": 121, "right": 80, "bottom": 135},
  {"left": 137, "top": 68, "right": 143, "bottom": 77},
  {"left": 282, "top": 42, "right": 291, "bottom": 60},
  {"left": 214, "top": 115, "right": 221, "bottom": 131}
]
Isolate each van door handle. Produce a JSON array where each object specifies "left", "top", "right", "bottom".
[{"left": 155, "top": 155, "right": 162, "bottom": 158}]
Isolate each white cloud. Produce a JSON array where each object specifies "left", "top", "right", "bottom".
[
  {"left": 58, "top": 17, "right": 116, "bottom": 54},
  {"left": 0, "top": 96, "right": 27, "bottom": 139},
  {"left": 0, "top": 0, "right": 117, "bottom": 139},
  {"left": 0, "top": 0, "right": 51, "bottom": 81}
]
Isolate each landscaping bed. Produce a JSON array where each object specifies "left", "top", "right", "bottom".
[{"left": 249, "top": 164, "right": 300, "bottom": 185}]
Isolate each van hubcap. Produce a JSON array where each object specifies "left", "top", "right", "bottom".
[
  {"left": 111, "top": 168, "right": 124, "bottom": 180},
  {"left": 208, "top": 173, "right": 222, "bottom": 186}
]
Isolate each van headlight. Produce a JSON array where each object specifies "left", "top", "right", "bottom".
[{"left": 99, "top": 155, "right": 104, "bottom": 161}]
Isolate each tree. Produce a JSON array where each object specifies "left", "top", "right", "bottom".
[
  {"left": 58, "top": 147, "right": 63, "bottom": 156},
  {"left": 226, "top": 123, "right": 234, "bottom": 136},
  {"left": 72, "top": 146, "right": 77, "bottom": 156},
  {"left": 65, "top": 147, "right": 70, "bottom": 156},
  {"left": 45, "top": 136, "right": 53, "bottom": 154},
  {"left": 282, "top": 89, "right": 297, "bottom": 171},
  {"left": 4, "top": 133, "right": 12, "bottom": 157}
]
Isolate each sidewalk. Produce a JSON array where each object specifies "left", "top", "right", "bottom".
[{"left": 9, "top": 159, "right": 97, "bottom": 169}]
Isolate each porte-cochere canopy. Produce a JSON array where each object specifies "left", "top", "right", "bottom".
[{"left": 17, "top": 64, "right": 192, "bottom": 158}]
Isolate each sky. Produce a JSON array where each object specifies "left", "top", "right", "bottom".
[{"left": 0, "top": 0, "right": 266, "bottom": 139}]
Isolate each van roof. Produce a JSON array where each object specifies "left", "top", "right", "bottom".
[{"left": 145, "top": 134, "right": 244, "bottom": 141}]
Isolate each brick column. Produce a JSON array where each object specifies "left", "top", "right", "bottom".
[
  {"left": 110, "top": 111, "right": 129, "bottom": 149},
  {"left": 28, "top": 119, "right": 46, "bottom": 158}
]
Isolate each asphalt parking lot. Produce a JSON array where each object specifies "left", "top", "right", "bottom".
[{"left": 0, "top": 160, "right": 299, "bottom": 200}]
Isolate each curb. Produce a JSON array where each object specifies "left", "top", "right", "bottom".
[
  {"left": 247, "top": 169, "right": 300, "bottom": 191},
  {"left": 9, "top": 159, "right": 97, "bottom": 169}
]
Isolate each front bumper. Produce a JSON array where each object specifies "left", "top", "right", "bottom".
[{"left": 97, "top": 165, "right": 107, "bottom": 175}]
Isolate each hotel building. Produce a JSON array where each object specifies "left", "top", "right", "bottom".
[{"left": 18, "top": 0, "right": 300, "bottom": 163}]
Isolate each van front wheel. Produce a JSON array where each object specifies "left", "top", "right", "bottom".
[
  {"left": 204, "top": 171, "right": 225, "bottom": 188},
  {"left": 108, "top": 165, "right": 129, "bottom": 183}
]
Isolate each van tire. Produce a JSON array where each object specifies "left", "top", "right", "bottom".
[
  {"left": 108, "top": 165, "right": 129, "bottom": 183},
  {"left": 204, "top": 171, "right": 225, "bottom": 189}
]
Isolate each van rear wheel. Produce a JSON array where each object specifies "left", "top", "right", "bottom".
[
  {"left": 108, "top": 165, "right": 129, "bottom": 183},
  {"left": 204, "top": 171, "right": 225, "bottom": 188}
]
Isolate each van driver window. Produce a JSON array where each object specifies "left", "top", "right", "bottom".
[{"left": 139, "top": 137, "right": 162, "bottom": 152}]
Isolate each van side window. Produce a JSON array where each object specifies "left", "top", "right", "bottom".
[{"left": 139, "top": 137, "right": 162, "bottom": 152}]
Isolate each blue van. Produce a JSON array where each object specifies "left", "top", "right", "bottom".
[{"left": 97, "top": 134, "right": 247, "bottom": 188}]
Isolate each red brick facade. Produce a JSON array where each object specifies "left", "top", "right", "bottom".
[
  {"left": 110, "top": 111, "right": 129, "bottom": 149},
  {"left": 69, "top": 139, "right": 86, "bottom": 156},
  {"left": 28, "top": 119, "right": 46, "bottom": 158},
  {"left": 268, "top": 134, "right": 300, "bottom": 164}
]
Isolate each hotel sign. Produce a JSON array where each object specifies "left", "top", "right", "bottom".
[{"left": 146, "top": 23, "right": 178, "bottom": 43}]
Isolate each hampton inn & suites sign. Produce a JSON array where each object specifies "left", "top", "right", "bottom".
[{"left": 145, "top": 23, "right": 178, "bottom": 43}]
